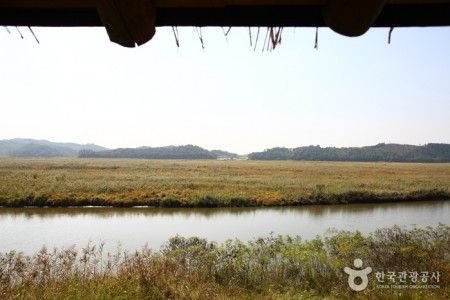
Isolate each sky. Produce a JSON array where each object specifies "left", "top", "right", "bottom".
[{"left": 1, "top": 25, "right": 449, "bottom": 154}]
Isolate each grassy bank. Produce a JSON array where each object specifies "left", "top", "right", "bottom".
[
  {"left": 0, "top": 225, "right": 448, "bottom": 299},
  {"left": 0, "top": 158, "right": 449, "bottom": 207}
]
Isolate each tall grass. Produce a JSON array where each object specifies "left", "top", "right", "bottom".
[
  {"left": 1, "top": 225, "right": 448, "bottom": 299},
  {"left": 0, "top": 158, "right": 449, "bottom": 207}
]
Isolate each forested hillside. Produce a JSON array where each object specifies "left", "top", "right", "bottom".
[
  {"left": 3, "top": 139, "right": 449, "bottom": 162},
  {"left": 78, "top": 145, "right": 236, "bottom": 160},
  {"left": 0, "top": 139, "right": 107, "bottom": 157},
  {"left": 248, "top": 143, "right": 450, "bottom": 162}
]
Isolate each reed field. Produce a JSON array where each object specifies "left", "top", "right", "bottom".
[
  {"left": 0, "top": 225, "right": 448, "bottom": 299},
  {"left": 0, "top": 158, "right": 449, "bottom": 207}
]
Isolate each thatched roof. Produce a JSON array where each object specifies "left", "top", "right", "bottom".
[{"left": 2, "top": 1, "right": 450, "bottom": 47}]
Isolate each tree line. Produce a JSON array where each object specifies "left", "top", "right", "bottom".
[
  {"left": 248, "top": 143, "right": 450, "bottom": 162},
  {"left": 78, "top": 145, "right": 238, "bottom": 160}
]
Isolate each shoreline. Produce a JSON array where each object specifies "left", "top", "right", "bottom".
[{"left": 0, "top": 195, "right": 448, "bottom": 209}]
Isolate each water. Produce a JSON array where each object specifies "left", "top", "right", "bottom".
[{"left": 0, "top": 201, "right": 448, "bottom": 255}]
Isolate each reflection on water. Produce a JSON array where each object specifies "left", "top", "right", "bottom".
[{"left": 0, "top": 201, "right": 448, "bottom": 255}]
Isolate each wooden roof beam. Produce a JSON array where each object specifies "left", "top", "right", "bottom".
[
  {"left": 2, "top": 4, "right": 450, "bottom": 27},
  {"left": 2, "top": 0, "right": 450, "bottom": 9}
]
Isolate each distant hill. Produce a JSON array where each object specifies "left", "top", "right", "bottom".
[
  {"left": 3, "top": 139, "right": 448, "bottom": 162},
  {"left": 78, "top": 145, "right": 238, "bottom": 160},
  {"left": 248, "top": 143, "right": 450, "bottom": 163},
  {"left": 0, "top": 138, "right": 108, "bottom": 158}
]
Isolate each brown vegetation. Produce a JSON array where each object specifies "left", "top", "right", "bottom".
[
  {"left": 0, "top": 225, "right": 448, "bottom": 299},
  {"left": 0, "top": 158, "right": 448, "bottom": 207}
]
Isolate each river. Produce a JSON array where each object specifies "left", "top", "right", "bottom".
[{"left": 1, "top": 201, "right": 448, "bottom": 255}]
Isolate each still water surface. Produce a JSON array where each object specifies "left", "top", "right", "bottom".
[{"left": 1, "top": 201, "right": 448, "bottom": 255}]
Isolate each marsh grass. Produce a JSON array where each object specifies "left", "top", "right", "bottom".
[
  {"left": 0, "top": 225, "right": 448, "bottom": 299},
  {"left": 0, "top": 158, "right": 448, "bottom": 207}
]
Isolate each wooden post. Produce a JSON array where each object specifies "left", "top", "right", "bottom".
[
  {"left": 324, "top": 0, "right": 387, "bottom": 37},
  {"left": 94, "top": 0, "right": 156, "bottom": 47}
]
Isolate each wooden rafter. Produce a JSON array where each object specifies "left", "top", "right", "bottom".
[{"left": 2, "top": 1, "right": 450, "bottom": 9}]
